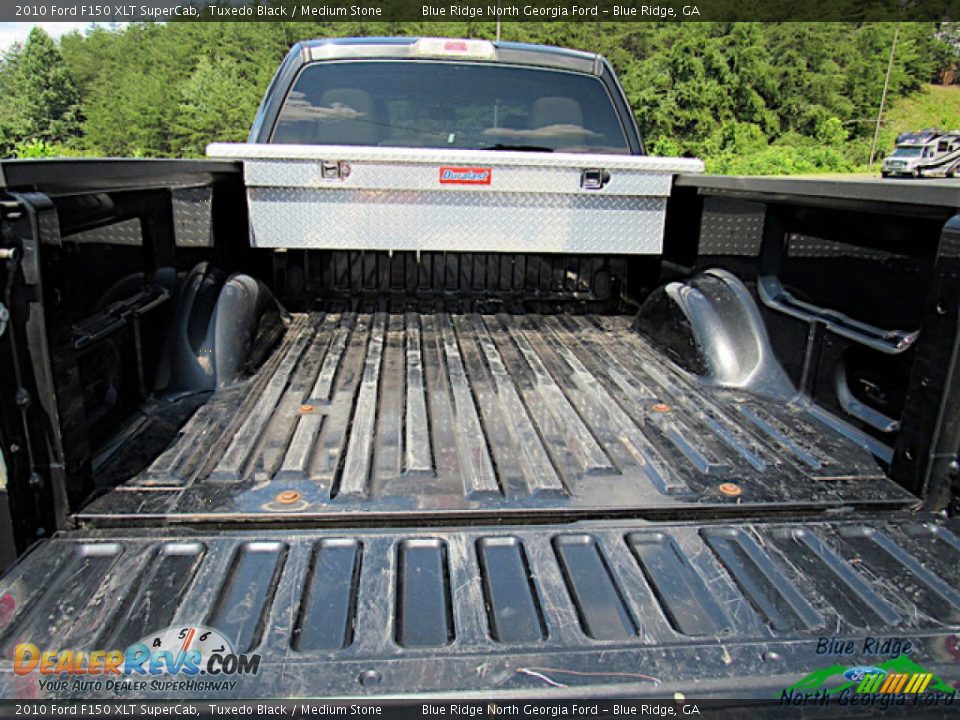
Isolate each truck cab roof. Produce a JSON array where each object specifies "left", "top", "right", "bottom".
[{"left": 295, "top": 36, "right": 603, "bottom": 74}]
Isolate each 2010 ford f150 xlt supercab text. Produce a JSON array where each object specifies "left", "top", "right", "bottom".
[{"left": 0, "top": 36, "right": 958, "bottom": 702}]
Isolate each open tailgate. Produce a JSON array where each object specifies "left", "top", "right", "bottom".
[{"left": 0, "top": 516, "right": 958, "bottom": 700}]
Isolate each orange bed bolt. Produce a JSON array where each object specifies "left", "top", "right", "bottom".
[
  {"left": 651, "top": 403, "right": 672, "bottom": 413},
  {"left": 276, "top": 490, "right": 301, "bottom": 504},
  {"left": 718, "top": 482, "right": 742, "bottom": 497}
]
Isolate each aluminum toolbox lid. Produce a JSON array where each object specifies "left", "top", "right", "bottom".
[{"left": 206, "top": 142, "right": 705, "bottom": 175}]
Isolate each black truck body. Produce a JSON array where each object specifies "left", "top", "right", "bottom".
[{"left": 0, "top": 38, "right": 958, "bottom": 702}]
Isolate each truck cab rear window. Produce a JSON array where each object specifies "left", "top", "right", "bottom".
[{"left": 271, "top": 60, "right": 630, "bottom": 154}]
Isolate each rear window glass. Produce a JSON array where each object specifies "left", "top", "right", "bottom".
[{"left": 272, "top": 60, "right": 630, "bottom": 154}]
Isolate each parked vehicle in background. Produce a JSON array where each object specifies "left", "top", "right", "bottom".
[{"left": 881, "top": 128, "right": 960, "bottom": 177}]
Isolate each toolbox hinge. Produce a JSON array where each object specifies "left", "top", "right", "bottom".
[{"left": 321, "top": 160, "right": 351, "bottom": 181}]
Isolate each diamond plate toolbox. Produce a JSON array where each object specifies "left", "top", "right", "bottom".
[{"left": 207, "top": 143, "right": 704, "bottom": 254}]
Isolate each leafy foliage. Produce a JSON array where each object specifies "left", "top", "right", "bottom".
[
  {"left": 0, "top": 21, "right": 958, "bottom": 174},
  {"left": 12, "top": 140, "right": 86, "bottom": 158},
  {"left": 0, "top": 27, "right": 81, "bottom": 154}
]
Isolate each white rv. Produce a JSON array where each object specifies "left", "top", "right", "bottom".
[{"left": 881, "top": 129, "right": 960, "bottom": 178}]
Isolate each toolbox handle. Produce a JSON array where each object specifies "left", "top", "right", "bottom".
[{"left": 580, "top": 168, "right": 610, "bottom": 190}]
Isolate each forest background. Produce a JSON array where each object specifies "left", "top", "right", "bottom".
[{"left": 2, "top": 21, "right": 960, "bottom": 174}]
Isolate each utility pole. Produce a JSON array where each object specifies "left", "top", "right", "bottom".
[
  {"left": 496, "top": 0, "right": 502, "bottom": 41},
  {"left": 869, "top": 23, "right": 901, "bottom": 168}
]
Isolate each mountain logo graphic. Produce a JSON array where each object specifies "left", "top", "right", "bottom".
[{"left": 785, "top": 655, "right": 954, "bottom": 697}]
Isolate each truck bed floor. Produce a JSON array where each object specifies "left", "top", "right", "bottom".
[{"left": 79, "top": 312, "right": 914, "bottom": 525}]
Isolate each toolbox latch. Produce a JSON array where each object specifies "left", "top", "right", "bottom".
[
  {"left": 580, "top": 168, "right": 610, "bottom": 190},
  {"left": 321, "top": 160, "right": 351, "bottom": 181}
]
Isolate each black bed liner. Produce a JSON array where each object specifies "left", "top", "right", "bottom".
[
  {"left": 78, "top": 311, "right": 912, "bottom": 526},
  {"left": 0, "top": 516, "right": 958, "bottom": 698}
]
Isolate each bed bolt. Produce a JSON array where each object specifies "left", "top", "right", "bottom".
[
  {"left": 28, "top": 472, "right": 42, "bottom": 488},
  {"left": 763, "top": 651, "right": 782, "bottom": 662},
  {"left": 298, "top": 404, "right": 315, "bottom": 414},
  {"left": 650, "top": 403, "right": 672, "bottom": 413},
  {"left": 718, "top": 482, "right": 742, "bottom": 497},
  {"left": 14, "top": 389, "right": 30, "bottom": 408},
  {"left": 358, "top": 670, "right": 381, "bottom": 687},
  {"left": 276, "top": 490, "right": 301, "bottom": 504},
  {"left": 948, "top": 460, "right": 960, "bottom": 478}
]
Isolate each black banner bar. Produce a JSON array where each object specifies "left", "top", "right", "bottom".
[
  {"left": 0, "top": 698, "right": 956, "bottom": 718},
  {"left": 5, "top": 0, "right": 960, "bottom": 23}
]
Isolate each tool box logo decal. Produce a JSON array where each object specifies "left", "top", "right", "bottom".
[{"left": 439, "top": 166, "right": 492, "bottom": 185}]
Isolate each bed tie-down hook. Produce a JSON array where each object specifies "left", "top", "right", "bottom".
[{"left": 0, "top": 246, "right": 15, "bottom": 338}]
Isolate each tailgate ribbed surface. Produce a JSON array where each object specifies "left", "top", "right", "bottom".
[{"left": 1, "top": 518, "right": 958, "bottom": 697}]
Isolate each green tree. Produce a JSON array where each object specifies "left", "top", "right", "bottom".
[
  {"left": 9, "top": 21, "right": 955, "bottom": 174},
  {"left": 0, "top": 27, "right": 81, "bottom": 154},
  {"left": 172, "top": 55, "right": 264, "bottom": 156},
  {"left": 78, "top": 23, "right": 189, "bottom": 156}
]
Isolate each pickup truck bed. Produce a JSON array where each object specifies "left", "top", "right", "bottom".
[
  {"left": 78, "top": 309, "right": 911, "bottom": 526},
  {"left": 2, "top": 157, "right": 959, "bottom": 701}
]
